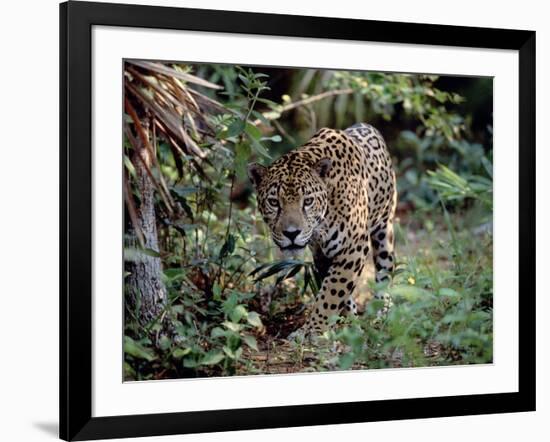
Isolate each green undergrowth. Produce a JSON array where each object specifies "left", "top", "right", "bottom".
[{"left": 124, "top": 206, "right": 493, "bottom": 380}]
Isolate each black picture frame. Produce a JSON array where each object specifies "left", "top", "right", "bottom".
[{"left": 60, "top": 1, "right": 536, "bottom": 440}]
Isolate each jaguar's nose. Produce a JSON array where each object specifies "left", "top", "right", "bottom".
[{"left": 282, "top": 229, "right": 301, "bottom": 241}]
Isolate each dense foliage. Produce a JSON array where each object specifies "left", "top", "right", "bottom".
[{"left": 123, "top": 62, "right": 493, "bottom": 380}]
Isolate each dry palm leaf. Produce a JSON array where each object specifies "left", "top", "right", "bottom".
[
  {"left": 126, "top": 60, "right": 223, "bottom": 90},
  {"left": 124, "top": 60, "right": 227, "bottom": 235}
]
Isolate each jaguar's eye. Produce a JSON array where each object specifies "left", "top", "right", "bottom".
[
  {"left": 267, "top": 198, "right": 279, "bottom": 207},
  {"left": 304, "top": 197, "right": 314, "bottom": 207}
]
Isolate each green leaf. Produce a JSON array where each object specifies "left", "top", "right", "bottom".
[
  {"left": 183, "top": 357, "right": 200, "bottom": 368},
  {"left": 339, "top": 353, "right": 355, "bottom": 370},
  {"left": 275, "top": 264, "right": 303, "bottom": 285},
  {"left": 242, "top": 335, "right": 258, "bottom": 351},
  {"left": 261, "top": 135, "right": 282, "bottom": 143},
  {"left": 230, "top": 305, "right": 248, "bottom": 323},
  {"left": 251, "top": 259, "right": 303, "bottom": 281},
  {"left": 158, "top": 335, "right": 171, "bottom": 351},
  {"left": 124, "top": 155, "right": 136, "bottom": 178},
  {"left": 223, "top": 321, "right": 243, "bottom": 333},
  {"left": 481, "top": 156, "right": 493, "bottom": 178},
  {"left": 163, "top": 268, "right": 185, "bottom": 279},
  {"left": 434, "top": 90, "right": 449, "bottom": 103},
  {"left": 201, "top": 351, "right": 225, "bottom": 365},
  {"left": 169, "top": 188, "right": 195, "bottom": 219},
  {"left": 222, "top": 345, "right": 243, "bottom": 360},
  {"left": 222, "top": 345, "right": 236, "bottom": 359},
  {"left": 249, "top": 136, "right": 271, "bottom": 159},
  {"left": 124, "top": 362, "right": 136, "bottom": 379},
  {"left": 212, "top": 283, "right": 222, "bottom": 302},
  {"left": 438, "top": 288, "right": 460, "bottom": 298},
  {"left": 234, "top": 142, "right": 252, "bottom": 181},
  {"left": 246, "top": 311, "right": 263, "bottom": 328},
  {"left": 255, "top": 97, "right": 280, "bottom": 108},
  {"left": 171, "top": 305, "right": 184, "bottom": 314},
  {"left": 219, "top": 234, "right": 236, "bottom": 260},
  {"left": 124, "top": 336, "right": 156, "bottom": 362},
  {"left": 222, "top": 291, "right": 239, "bottom": 316},
  {"left": 172, "top": 347, "right": 192, "bottom": 358},
  {"left": 210, "top": 327, "right": 227, "bottom": 339},
  {"left": 237, "top": 73, "right": 249, "bottom": 87},
  {"left": 389, "top": 284, "right": 433, "bottom": 301},
  {"left": 451, "top": 92, "right": 465, "bottom": 104},
  {"left": 244, "top": 122, "right": 262, "bottom": 140},
  {"left": 172, "top": 186, "right": 198, "bottom": 197},
  {"left": 249, "top": 261, "right": 274, "bottom": 277},
  {"left": 226, "top": 119, "right": 245, "bottom": 138}
]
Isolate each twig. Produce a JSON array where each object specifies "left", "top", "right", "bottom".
[
  {"left": 216, "top": 174, "right": 236, "bottom": 288},
  {"left": 253, "top": 88, "right": 354, "bottom": 125},
  {"left": 281, "top": 88, "right": 353, "bottom": 113},
  {"left": 271, "top": 119, "right": 296, "bottom": 144}
]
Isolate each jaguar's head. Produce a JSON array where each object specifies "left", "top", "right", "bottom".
[{"left": 247, "top": 156, "right": 331, "bottom": 256}]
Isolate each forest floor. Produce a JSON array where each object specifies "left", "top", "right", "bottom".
[
  {"left": 124, "top": 210, "right": 491, "bottom": 381},
  {"left": 237, "top": 217, "right": 452, "bottom": 375}
]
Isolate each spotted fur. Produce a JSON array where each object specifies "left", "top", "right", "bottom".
[{"left": 248, "top": 123, "right": 397, "bottom": 335}]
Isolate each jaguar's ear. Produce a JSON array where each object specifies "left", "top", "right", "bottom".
[
  {"left": 313, "top": 158, "right": 332, "bottom": 178},
  {"left": 247, "top": 163, "right": 267, "bottom": 189}
]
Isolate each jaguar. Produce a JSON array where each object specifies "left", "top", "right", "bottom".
[{"left": 248, "top": 123, "right": 397, "bottom": 336}]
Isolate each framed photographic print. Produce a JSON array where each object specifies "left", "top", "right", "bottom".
[{"left": 60, "top": 1, "right": 536, "bottom": 440}]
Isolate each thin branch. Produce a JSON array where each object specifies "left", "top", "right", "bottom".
[
  {"left": 253, "top": 88, "right": 354, "bottom": 125},
  {"left": 271, "top": 119, "right": 296, "bottom": 144},
  {"left": 282, "top": 88, "right": 354, "bottom": 113},
  {"left": 216, "top": 174, "right": 236, "bottom": 289}
]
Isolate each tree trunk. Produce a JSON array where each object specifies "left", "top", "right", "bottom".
[{"left": 125, "top": 130, "right": 167, "bottom": 331}]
